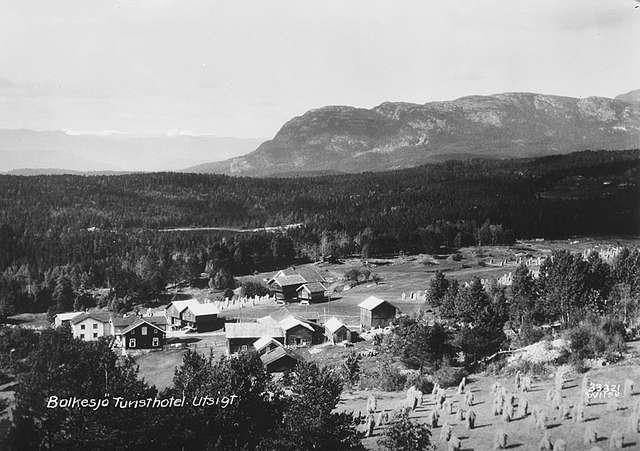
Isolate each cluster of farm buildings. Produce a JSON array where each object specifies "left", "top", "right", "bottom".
[{"left": 54, "top": 267, "right": 400, "bottom": 372}]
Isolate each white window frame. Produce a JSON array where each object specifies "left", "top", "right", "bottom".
[
  {"left": 129, "top": 338, "right": 136, "bottom": 348},
  {"left": 141, "top": 326, "right": 147, "bottom": 336},
  {"left": 240, "top": 344, "right": 248, "bottom": 352},
  {"left": 152, "top": 337, "right": 159, "bottom": 347}
]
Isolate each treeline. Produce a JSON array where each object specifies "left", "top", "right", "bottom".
[
  {"left": 0, "top": 149, "right": 638, "bottom": 317},
  {"left": 385, "top": 247, "right": 640, "bottom": 375}
]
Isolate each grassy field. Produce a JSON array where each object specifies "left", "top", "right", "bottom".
[{"left": 339, "top": 345, "right": 640, "bottom": 450}]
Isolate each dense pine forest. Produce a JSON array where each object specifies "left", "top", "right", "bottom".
[{"left": 0, "top": 149, "right": 638, "bottom": 317}]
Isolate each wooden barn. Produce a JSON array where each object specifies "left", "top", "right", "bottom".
[
  {"left": 267, "top": 267, "right": 326, "bottom": 303},
  {"left": 165, "top": 299, "right": 199, "bottom": 328},
  {"left": 181, "top": 302, "right": 222, "bottom": 332},
  {"left": 118, "top": 319, "right": 166, "bottom": 350},
  {"left": 225, "top": 323, "right": 284, "bottom": 355},
  {"left": 280, "top": 316, "right": 316, "bottom": 346},
  {"left": 253, "top": 336, "right": 283, "bottom": 356},
  {"left": 165, "top": 299, "right": 220, "bottom": 331},
  {"left": 260, "top": 347, "right": 303, "bottom": 373},
  {"left": 358, "top": 296, "right": 398, "bottom": 330},
  {"left": 296, "top": 282, "right": 327, "bottom": 303},
  {"left": 256, "top": 307, "right": 324, "bottom": 346},
  {"left": 324, "top": 317, "right": 352, "bottom": 344}
]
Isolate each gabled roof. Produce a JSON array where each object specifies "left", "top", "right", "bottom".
[
  {"left": 225, "top": 323, "right": 284, "bottom": 339},
  {"left": 267, "top": 267, "right": 326, "bottom": 286},
  {"left": 260, "top": 346, "right": 302, "bottom": 367},
  {"left": 166, "top": 299, "right": 218, "bottom": 316},
  {"left": 112, "top": 315, "right": 165, "bottom": 328},
  {"left": 358, "top": 296, "right": 395, "bottom": 311},
  {"left": 253, "top": 336, "right": 283, "bottom": 352},
  {"left": 71, "top": 311, "right": 111, "bottom": 325},
  {"left": 165, "top": 299, "right": 199, "bottom": 314},
  {"left": 324, "top": 317, "right": 349, "bottom": 334},
  {"left": 296, "top": 282, "right": 326, "bottom": 294},
  {"left": 279, "top": 315, "right": 315, "bottom": 332},
  {"left": 120, "top": 319, "right": 166, "bottom": 336},
  {"left": 185, "top": 302, "right": 219, "bottom": 316},
  {"left": 270, "top": 273, "right": 306, "bottom": 287}
]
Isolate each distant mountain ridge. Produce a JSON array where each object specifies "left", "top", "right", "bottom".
[
  {"left": 616, "top": 89, "right": 640, "bottom": 104},
  {"left": 0, "top": 129, "right": 262, "bottom": 173},
  {"left": 186, "top": 91, "right": 640, "bottom": 177}
]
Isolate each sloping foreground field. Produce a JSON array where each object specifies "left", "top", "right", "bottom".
[{"left": 337, "top": 348, "right": 640, "bottom": 450}]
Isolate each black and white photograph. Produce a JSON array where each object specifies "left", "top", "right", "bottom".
[{"left": 1, "top": 1, "right": 639, "bottom": 450}]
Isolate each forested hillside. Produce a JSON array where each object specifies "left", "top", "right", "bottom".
[{"left": 0, "top": 149, "right": 638, "bottom": 317}]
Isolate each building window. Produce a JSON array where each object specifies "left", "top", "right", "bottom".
[
  {"left": 152, "top": 337, "right": 159, "bottom": 347},
  {"left": 93, "top": 333, "right": 98, "bottom": 338},
  {"left": 129, "top": 338, "right": 136, "bottom": 348},
  {"left": 141, "top": 326, "right": 147, "bottom": 335},
  {"left": 80, "top": 334, "right": 85, "bottom": 339},
  {"left": 93, "top": 323, "right": 98, "bottom": 329},
  {"left": 80, "top": 324, "right": 85, "bottom": 330},
  {"left": 240, "top": 345, "right": 248, "bottom": 352}
]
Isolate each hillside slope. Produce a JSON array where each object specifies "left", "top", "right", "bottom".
[{"left": 187, "top": 92, "right": 640, "bottom": 176}]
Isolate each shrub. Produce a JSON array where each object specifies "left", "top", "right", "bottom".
[
  {"left": 507, "top": 360, "right": 553, "bottom": 377},
  {"left": 360, "top": 361, "right": 407, "bottom": 391},
  {"left": 566, "top": 317, "right": 627, "bottom": 363},
  {"left": 433, "top": 365, "right": 468, "bottom": 388},
  {"left": 240, "top": 279, "right": 268, "bottom": 298},
  {"left": 404, "top": 373, "right": 434, "bottom": 394},
  {"left": 343, "top": 352, "right": 360, "bottom": 386},
  {"left": 514, "top": 324, "right": 548, "bottom": 348},
  {"left": 377, "top": 413, "right": 434, "bottom": 451}
]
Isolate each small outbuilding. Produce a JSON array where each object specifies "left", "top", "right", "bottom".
[
  {"left": 280, "top": 316, "right": 316, "bottom": 346},
  {"left": 358, "top": 296, "right": 398, "bottom": 331},
  {"left": 182, "top": 302, "right": 222, "bottom": 332},
  {"left": 225, "top": 323, "right": 285, "bottom": 355},
  {"left": 324, "top": 317, "right": 351, "bottom": 344},
  {"left": 165, "top": 299, "right": 199, "bottom": 328},
  {"left": 266, "top": 267, "right": 326, "bottom": 303},
  {"left": 260, "top": 347, "right": 303, "bottom": 373},
  {"left": 253, "top": 336, "right": 284, "bottom": 356},
  {"left": 296, "top": 282, "right": 327, "bottom": 303}
]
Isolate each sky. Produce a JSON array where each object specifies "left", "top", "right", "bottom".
[{"left": 0, "top": 0, "right": 638, "bottom": 139}]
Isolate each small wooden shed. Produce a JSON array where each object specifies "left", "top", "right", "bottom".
[{"left": 358, "top": 296, "right": 398, "bottom": 331}]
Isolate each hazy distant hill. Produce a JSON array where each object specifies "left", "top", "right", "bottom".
[
  {"left": 0, "top": 129, "right": 262, "bottom": 173},
  {"left": 4, "top": 168, "right": 133, "bottom": 176},
  {"left": 187, "top": 91, "right": 640, "bottom": 177}
]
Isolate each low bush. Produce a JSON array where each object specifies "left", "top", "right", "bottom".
[
  {"left": 566, "top": 317, "right": 627, "bottom": 362},
  {"left": 433, "top": 364, "right": 468, "bottom": 388},
  {"left": 513, "top": 323, "right": 548, "bottom": 348},
  {"left": 377, "top": 413, "right": 434, "bottom": 451},
  {"left": 404, "top": 372, "right": 434, "bottom": 394},
  {"left": 360, "top": 361, "right": 407, "bottom": 391}
]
